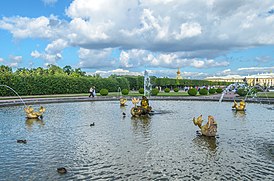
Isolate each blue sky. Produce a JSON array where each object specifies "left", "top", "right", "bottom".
[{"left": 0, "top": 0, "right": 274, "bottom": 79}]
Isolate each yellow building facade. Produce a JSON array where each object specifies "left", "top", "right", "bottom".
[{"left": 205, "top": 73, "right": 274, "bottom": 87}]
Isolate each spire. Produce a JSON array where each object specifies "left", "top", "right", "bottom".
[{"left": 176, "top": 67, "right": 183, "bottom": 79}]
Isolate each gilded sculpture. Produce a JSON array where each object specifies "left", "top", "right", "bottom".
[
  {"left": 193, "top": 115, "right": 217, "bottom": 137},
  {"left": 24, "top": 106, "right": 46, "bottom": 119},
  {"left": 232, "top": 100, "right": 246, "bottom": 111},
  {"left": 130, "top": 96, "right": 152, "bottom": 117},
  {"left": 120, "top": 98, "right": 127, "bottom": 106}
]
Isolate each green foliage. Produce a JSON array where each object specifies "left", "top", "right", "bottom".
[
  {"left": 164, "top": 87, "right": 170, "bottom": 93},
  {"left": 122, "top": 89, "right": 129, "bottom": 95},
  {"left": 174, "top": 87, "right": 179, "bottom": 92},
  {"left": 99, "top": 89, "right": 108, "bottom": 96},
  {"left": 216, "top": 87, "right": 223, "bottom": 93},
  {"left": 151, "top": 88, "right": 159, "bottom": 96},
  {"left": 209, "top": 88, "right": 216, "bottom": 94},
  {"left": 188, "top": 88, "right": 198, "bottom": 96},
  {"left": 199, "top": 88, "right": 208, "bottom": 95},
  {"left": 236, "top": 88, "right": 248, "bottom": 96},
  {"left": 139, "top": 88, "right": 144, "bottom": 94}
]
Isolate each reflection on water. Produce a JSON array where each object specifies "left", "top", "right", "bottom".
[
  {"left": 25, "top": 118, "right": 45, "bottom": 129},
  {"left": 232, "top": 110, "right": 246, "bottom": 118},
  {"left": 192, "top": 135, "right": 218, "bottom": 152},
  {"left": 0, "top": 101, "right": 273, "bottom": 180}
]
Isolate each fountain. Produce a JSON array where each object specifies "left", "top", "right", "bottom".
[
  {"left": 218, "top": 82, "right": 247, "bottom": 103},
  {"left": 117, "top": 87, "right": 127, "bottom": 106},
  {"left": 219, "top": 81, "right": 271, "bottom": 107},
  {"left": 130, "top": 96, "right": 152, "bottom": 117},
  {"left": 0, "top": 84, "right": 45, "bottom": 119},
  {"left": 0, "top": 84, "right": 27, "bottom": 107},
  {"left": 193, "top": 115, "right": 218, "bottom": 137},
  {"left": 144, "top": 70, "right": 152, "bottom": 97},
  {"left": 232, "top": 100, "right": 246, "bottom": 111}
]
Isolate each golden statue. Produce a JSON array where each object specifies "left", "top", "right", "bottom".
[
  {"left": 232, "top": 100, "right": 246, "bottom": 111},
  {"left": 193, "top": 115, "right": 217, "bottom": 137},
  {"left": 131, "top": 96, "right": 152, "bottom": 117},
  {"left": 24, "top": 106, "right": 45, "bottom": 119},
  {"left": 120, "top": 98, "right": 127, "bottom": 106}
]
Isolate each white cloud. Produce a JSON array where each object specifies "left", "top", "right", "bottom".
[
  {"left": 45, "top": 39, "right": 68, "bottom": 54},
  {"left": 8, "top": 55, "right": 22, "bottom": 67},
  {"left": 78, "top": 48, "right": 116, "bottom": 68},
  {"left": 31, "top": 50, "right": 62, "bottom": 65},
  {"left": 118, "top": 49, "right": 229, "bottom": 69},
  {"left": 89, "top": 68, "right": 142, "bottom": 77},
  {"left": 1, "top": 0, "right": 274, "bottom": 73},
  {"left": 0, "top": 57, "right": 4, "bottom": 62}
]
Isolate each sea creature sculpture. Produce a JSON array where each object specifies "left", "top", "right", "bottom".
[
  {"left": 131, "top": 96, "right": 152, "bottom": 117},
  {"left": 24, "top": 106, "right": 45, "bottom": 119},
  {"left": 193, "top": 115, "right": 217, "bottom": 137},
  {"left": 120, "top": 98, "right": 127, "bottom": 106},
  {"left": 232, "top": 100, "right": 246, "bottom": 111}
]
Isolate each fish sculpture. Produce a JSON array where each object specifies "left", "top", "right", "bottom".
[
  {"left": 120, "top": 98, "right": 127, "bottom": 106},
  {"left": 24, "top": 106, "right": 45, "bottom": 119},
  {"left": 232, "top": 100, "right": 246, "bottom": 111},
  {"left": 131, "top": 96, "right": 152, "bottom": 117},
  {"left": 193, "top": 115, "right": 217, "bottom": 137}
]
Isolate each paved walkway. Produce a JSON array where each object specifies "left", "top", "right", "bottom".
[{"left": 0, "top": 93, "right": 273, "bottom": 107}]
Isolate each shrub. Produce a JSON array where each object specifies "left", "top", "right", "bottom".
[
  {"left": 199, "top": 88, "right": 208, "bottom": 95},
  {"left": 216, "top": 87, "right": 223, "bottom": 93},
  {"left": 188, "top": 88, "right": 198, "bottom": 96},
  {"left": 99, "top": 89, "right": 108, "bottom": 96},
  {"left": 151, "top": 88, "right": 159, "bottom": 96},
  {"left": 174, "top": 87, "right": 179, "bottom": 92},
  {"left": 209, "top": 88, "right": 216, "bottom": 94},
  {"left": 164, "top": 87, "right": 170, "bottom": 93},
  {"left": 236, "top": 88, "right": 248, "bottom": 96},
  {"left": 122, "top": 89, "right": 129, "bottom": 95},
  {"left": 139, "top": 88, "right": 144, "bottom": 94}
]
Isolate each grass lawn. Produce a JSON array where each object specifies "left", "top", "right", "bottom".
[
  {"left": 256, "top": 91, "right": 274, "bottom": 98},
  {"left": 1, "top": 91, "right": 273, "bottom": 100}
]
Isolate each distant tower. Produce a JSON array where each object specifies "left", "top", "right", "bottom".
[{"left": 176, "top": 68, "right": 183, "bottom": 80}]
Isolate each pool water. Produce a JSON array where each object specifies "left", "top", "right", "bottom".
[{"left": 0, "top": 100, "right": 273, "bottom": 180}]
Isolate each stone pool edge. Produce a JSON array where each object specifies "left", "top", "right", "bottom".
[{"left": 0, "top": 96, "right": 273, "bottom": 107}]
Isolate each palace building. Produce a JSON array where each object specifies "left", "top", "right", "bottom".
[{"left": 205, "top": 72, "right": 274, "bottom": 87}]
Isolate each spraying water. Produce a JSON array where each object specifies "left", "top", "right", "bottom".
[
  {"left": 144, "top": 70, "right": 152, "bottom": 97},
  {"left": 0, "top": 85, "right": 27, "bottom": 107},
  {"left": 117, "top": 87, "right": 122, "bottom": 97},
  {"left": 219, "top": 83, "right": 247, "bottom": 102},
  {"left": 219, "top": 82, "right": 271, "bottom": 105}
]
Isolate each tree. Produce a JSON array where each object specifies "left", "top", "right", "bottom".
[{"left": 63, "top": 65, "right": 73, "bottom": 75}]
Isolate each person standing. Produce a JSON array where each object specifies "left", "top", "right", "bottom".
[
  {"left": 93, "top": 86, "right": 96, "bottom": 97},
  {"left": 89, "top": 86, "right": 94, "bottom": 97}
]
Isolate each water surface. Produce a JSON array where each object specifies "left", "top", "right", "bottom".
[{"left": 0, "top": 101, "right": 273, "bottom": 180}]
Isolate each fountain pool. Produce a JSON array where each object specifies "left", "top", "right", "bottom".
[{"left": 0, "top": 100, "right": 273, "bottom": 180}]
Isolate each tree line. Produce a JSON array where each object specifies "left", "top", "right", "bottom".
[{"left": 0, "top": 65, "right": 229, "bottom": 96}]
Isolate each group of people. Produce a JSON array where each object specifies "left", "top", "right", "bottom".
[{"left": 89, "top": 86, "right": 96, "bottom": 98}]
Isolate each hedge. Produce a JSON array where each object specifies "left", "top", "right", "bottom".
[
  {"left": 100, "top": 89, "right": 108, "bottom": 96},
  {"left": 151, "top": 88, "right": 159, "bottom": 96},
  {"left": 122, "top": 89, "right": 129, "bottom": 95},
  {"left": 209, "top": 88, "right": 216, "bottom": 94},
  {"left": 216, "top": 88, "right": 223, "bottom": 93},
  {"left": 236, "top": 88, "right": 248, "bottom": 96},
  {"left": 139, "top": 88, "right": 144, "bottom": 94},
  {"left": 164, "top": 88, "right": 170, "bottom": 93},
  {"left": 174, "top": 87, "right": 179, "bottom": 92},
  {"left": 0, "top": 75, "right": 129, "bottom": 96},
  {"left": 188, "top": 88, "right": 198, "bottom": 96},
  {"left": 199, "top": 88, "right": 208, "bottom": 95}
]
